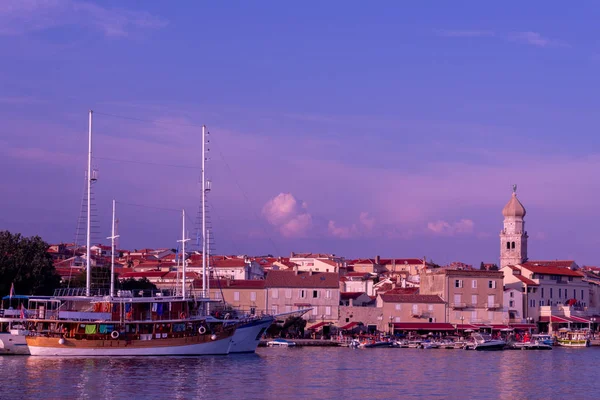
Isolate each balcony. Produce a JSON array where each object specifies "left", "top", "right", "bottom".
[
  {"left": 486, "top": 303, "right": 501, "bottom": 310},
  {"left": 451, "top": 302, "right": 466, "bottom": 309}
]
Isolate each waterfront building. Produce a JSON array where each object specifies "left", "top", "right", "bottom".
[
  {"left": 340, "top": 272, "right": 375, "bottom": 295},
  {"left": 289, "top": 252, "right": 343, "bottom": 273},
  {"left": 352, "top": 256, "right": 431, "bottom": 276},
  {"left": 378, "top": 292, "right": 446, "bottom": 333},
  {"left": 264, "top": 269, "right": 340, "bottom": 324},
  {"left": 340, "top": 292, "right": 373, "bottom": 306},
  {"left": 419, "top": 268, "right": 505, "bottom": 325},
  {"left": 218, "top": 279, "right": 267, "bottom": 315}
]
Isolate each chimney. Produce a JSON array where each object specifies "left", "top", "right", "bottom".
[
  {"left": 294, "top": 265, "right": 299, "bottom": 275},
  {"left": 401, "top": 278, "right": 406, "bottom": 288},
  {"left": 309, "top": 269, "right": 313, "bottom": 276},
  {"left": 375, "top": 255, "right": 380, "bottom": 264}
]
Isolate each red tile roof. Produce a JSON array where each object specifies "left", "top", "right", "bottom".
[
  {"left": 514, "top": 275, "right": 539, "bottom": 286},
  {"left": 220, "top": 280, "right": 266, "bottom": 289},
  {"left": 119, "top": 271, "right": 168, "bottom": 279},
  {"left": 340, "top": 292, "right": 367, "bottom": 300},
  {"left": 213, "top": 259, "right": 248, "bottom": 268},
  {"left": 384, "top": 288, "right": 419, "bottom": 295},
  {"left": 265, "top": 270, "right": 339, "bottom": 288},
  {"left": 523, "top": 260, "right": 577, "bottom": 269},
  {"left": 521, "top": 264, "right": 584, "bottom": 278}
]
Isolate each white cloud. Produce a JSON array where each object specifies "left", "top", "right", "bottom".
[
  {"left": 0, "top": 0, "right": 167, "bottom": 37},
  {"left": 427, "top": 219, "right": 475, "bottom": 236},
  {"left": 509, "top": 32, "right": 568, "bottom": 48},
  {"left": 262, "top": 193, "right": 312, "bottom": 238},
  {"left": 327, "top": 220, "right": 358, "bottom": 239},
  {"left": 359, "top": 211, "right": 375, "bottom": 231}
]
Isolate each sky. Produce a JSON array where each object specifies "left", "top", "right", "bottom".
[{"left": 1, "top": 1, "right": 600, "bottom": 267}]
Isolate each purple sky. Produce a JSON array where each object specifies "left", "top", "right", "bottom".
[{"left": 1, "top": 1, "right": 600, "bottom": 267}]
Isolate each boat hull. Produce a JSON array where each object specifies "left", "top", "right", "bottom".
[
  {"left": 229, "top": 317, "right": 274, "bottom": 354},
  {"left": 0, "top": 333, "right": 29, "bottom": 355},
  {"left": 474, "top": 342, "right": 506, "bottom": 351},
  {"left": 26, "top": 333, "right": 233, "bottom": 356},
  {"left": 557, "top": 339, "right": 589, "bottom": 347}
]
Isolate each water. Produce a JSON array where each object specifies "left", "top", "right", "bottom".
[{"left": 1, "top": 347, "right": 598, "bottom": 399}]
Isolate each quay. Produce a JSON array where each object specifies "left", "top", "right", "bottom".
[{"left": 259, "top": 339, "right": 340, "bottom": 347}]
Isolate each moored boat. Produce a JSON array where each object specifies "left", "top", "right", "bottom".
[
  {"left": 470, "top": 333, "right": 506, "bottom": 351},
  {"left": 556, "top": 330, "right": 590, "bottom": 347}
]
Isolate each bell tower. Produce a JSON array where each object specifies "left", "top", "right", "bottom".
[{"left": 500, "top": 184, "right": 528, "bottom": 268}]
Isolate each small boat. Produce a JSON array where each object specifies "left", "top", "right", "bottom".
[
  {"left": 556, "top": 330, "right": 590, "bottom": 347},
  {"left": 470, "top": 333, "right": 506, "bottom": 351},
  {"left": 419, "top": 340, "right": 440, "bottom": 349},
  {"left": 511, "top": 341, "right": 552, "bottom": 350},
  {"left": 361, "top": 340, "right": 395, "bottom": 348},
  {"left": 530, "top": 334, "right": 554, "bottom": 346},
  {"left": 266, "top": 338, "right": 296, "bottom": 347},
  {"left": 0, "top": 326, "right": 29, "bottom": 355}
]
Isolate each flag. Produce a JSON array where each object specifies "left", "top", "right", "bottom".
[
  {"left": 20, "top": 304, "right": 25, "bottom": 319},
  {"left": 9, "top": 282, "right": 15, "bottom": 299}
]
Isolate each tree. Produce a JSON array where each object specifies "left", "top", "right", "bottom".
[
  {"left": 118, "top": 277, "right": 157, "bottom": 291},
  {"left": 480, "top": 262, "right": 485, "bottom": 270},
  {"left": 0, "top": 231, "right": 61, "bottom": 295}
]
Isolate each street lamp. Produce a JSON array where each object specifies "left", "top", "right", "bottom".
[
  {"left": 321, "top": 314, "right": 325, "bottom": 340},
  {"left": 389, "top": 315, "right": 394, "bottom": 336},
  {"left": 526, "top": 317, "right": 534, "bottom": 334}
]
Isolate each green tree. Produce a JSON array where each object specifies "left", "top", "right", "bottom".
[
  {"left": 118, "top": 277, "right": 157, "bottom": 291},
  {"left": 0, "top": 231, "right": 61, "bottom": 295}
]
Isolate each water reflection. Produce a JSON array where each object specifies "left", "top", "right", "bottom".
[{"left": 2, "top": 348, "right": 600, "bottom": 399}]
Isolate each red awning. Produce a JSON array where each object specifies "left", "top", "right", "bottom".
[
  {"left": 339, "top": 321, "right": 361, "bottom": 330},
  {"left": 456, "top": 324, "right": 480, "bottom": 330},
  {"left": 539, "top": 315, "right": 573, "bottom": 323},
  {"left": 569, "top": 315, "right": 591, "bottom": 323},
  {"left": 308, "top": 322, "right": 329, "bottom": 330},
  {"left": 509, "top": 323, "right": 536, "bottom": 329},
  {"left": 393, "top": 322, "right": 455, "bottom": 331}
]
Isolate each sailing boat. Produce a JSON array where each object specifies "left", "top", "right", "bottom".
[
  {"left": 25, "top": 111, "right": 236, "bottom": 356},
  {"left": 196, "top": 125, "right": 274, "bottom": 353}
]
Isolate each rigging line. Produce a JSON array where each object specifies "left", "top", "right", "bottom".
[
  {"left": 115, "top": 201, "right": 185, "bottom": 214},
  {"left": 94, "top": 156, "right": 200, "bottom": 170},
  {"left": 207, "top": 202, "right": 241, "bottom": 255},
  {"left": 213, "top": 146, "right": 282, "bottom": 256},
  {"left": 94, "top": 111, "right": 204, "bottom": 129}
]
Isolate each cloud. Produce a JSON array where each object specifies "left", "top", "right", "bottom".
[
  {"left": 0, "top": 0, "right": 167, "bottom": 37},
  {"left": 436, "top": 30, "right": 495, "bottom": 38},
  {"left": 427, "top": 219, "right": 475, "bottom": 236},
  {"left": 359, "top": 212, "right": 375, "bottom": 231},
  {"left": 262, "top": 193, "right": 313, "bottom": 238},
  {"left": 327, "top": 220, "right": 358, "bottom": 239},
  {"left": 508, "top": 31, "right": 568, "bottom": 48}
]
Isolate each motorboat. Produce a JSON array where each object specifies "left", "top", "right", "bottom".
[
  {"left": 511, "top": 341, "right": 552, "bottom": 350},
  {"left": 419, "top": 340, "right": 440, "bottom": 349},
  {"left": 556, "top": 330, "right": 590, "bottom": 347},
  {"left": 470, "top": 333, "right": 506, "bottom": 351},
  {"left": 266, "top": 338, "right": 296, "bottom": 347},
  {"left": 531, "top": 334, "right": 554, "bottom": 346}
]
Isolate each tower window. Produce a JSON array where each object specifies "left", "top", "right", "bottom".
[
  {"left": 506, "top": 242, "right": 510, "bottom": 250},
  {"left": 511, "top": 242, "right": 515, "bottom": 249}
]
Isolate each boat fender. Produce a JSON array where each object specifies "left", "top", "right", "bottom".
[
  {"left": 180, "top": 312, "right": 187, "bottom": 319},
  {"left": 58, "top": 338, "right": 66, "bottom": 345},
  {"left": 198, "top": 326, "right": 207, "bottom": 335},
  {"left": 211, "top": 334, "right": 217, "bottom": 341},
  {"left": 111, "top": 331, "right": 120, "bottom": 339}
]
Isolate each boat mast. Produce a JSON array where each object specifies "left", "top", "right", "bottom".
[
  {"left": 207, "top": 229, "right": 211, "bottom": 313},
  {"left": 86, "top": 110, "right": 93, "bottom": 297},
  {"left": 202, "top": 125, "right": 207, "bottom": 298},
  {"left": 179, "top": 209, "right": 190, "bottom": 298},
  {"left": 108, "top": 199, "right": 119, "bottom": 298}
]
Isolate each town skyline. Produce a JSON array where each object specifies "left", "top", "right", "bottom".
[{"left": 2, "top": 2, "right": 600, "bottom": 267}]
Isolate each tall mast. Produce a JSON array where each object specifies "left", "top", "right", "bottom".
[
  {"left": 86, "top": 110, "right": 93, "bottom": 297},
  {"left": 202, "top": 125, "right": 207, "bottom": 298},
  {"left": 207, "top": 229, "right": 211, "bottom": 312},
  {"left": 178, "top": 209, "right": 189, "bottom": 298},
  {"left": 107, "top": 199, "right": 119, "bottom": 298}
]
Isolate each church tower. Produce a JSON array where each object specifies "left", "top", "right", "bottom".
[{"left": 500, "top": 185, "right": 528, "bottom": 268}]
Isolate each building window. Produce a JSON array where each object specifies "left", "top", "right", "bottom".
[
  {"left": 455, "top": 312, "right": 461, "bottom": 320},
  {"left": 509, "top": 300, "right": 514, "bottom": 307},
  {"left": 234, "top": 291, "right": 240, "bottom": 301},
  {"left": 299, "top": 290, "right": 306, "bottom": 299},
  {"left": 582, "top": 290, "right": 584, "bottom": 300},
  {"left": 510, "top": 292, "right": 514, "bottom": 298},
  {"left": 471, "top": 295, "right": 477, "bottom": 305},
  {"left": 326, "top": 290, "right": 331, "bottom": 299},
  {"left": 272, "top": 289, "right": 279, "bottom": 299},
  {"left": 412, "top": 304, "right": 418, "bottom": 315},
  {"left": 325, "top": 306, "right": 332, "bottom": 316},
  {"left": 455, "top": 279, "right": 463, "bottom": 288},
  {"left": 250, "top": 292, "right": 256, "bottom": 302},
  {"left": 550, "top": 288, "right": 553, "bottom": 298},
  {"left": 573, "top": 289, "right": 576, "bottom": 299},
  {"left": 488, "top": 280, "right": 496, "bottom": 289},
  {"left": 511, "top": 242, "right": 515, "bottom": 249},
  {"left": 472, "top": 280, "right": 477, "bottom": 289},
  {"left": 312, "top": 307, "right": 318, "bottom": 316},
  {"left": 395, "top": 304, "right": 401, "bottom": 311},
  {"left": 487, "top": 311, "right": 494, "bottom": 321},
  {"left": 541, "top": 288, "right": 544, "bottom": 298},
  {"left": 312, "top": 290, "right": 319, "bottom": 299},
  {"left": 471, "top": 311, "right": 477, "bottom": 321},
  {"left": 428, "top": 305, "right": 434, "bottom": 312},
  {"left": 271, "top": 305, "right": 278, "bottom": 314},
  {"left": 285, "top": 305, "right": 292, "bottom": 313},
  {"left": 285, "top": 289, "right": 292, "bottom": 299},
  {"left": 395, "top": 317, "right": 400, "bottom": 323},
  {"left": 539, "top": 300, "right": 543, "bottom": 307},
  {"left": 506, "top": 242, "right": 510, "bottom": 250},
  {"left": 559, "top": 288, "right": 562, "bottom": 298},
  {"left": 568, "top": 277, "right": 573, "bottom": 282},
  {"left": 454, "top": 294, "right": 462, "bottom": 304}
]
